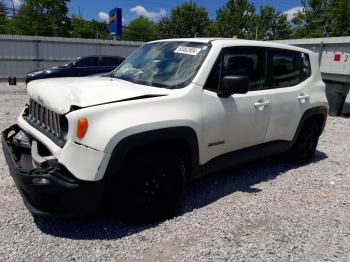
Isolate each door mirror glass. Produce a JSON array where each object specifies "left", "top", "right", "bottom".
[{"left": 218, "top": 75, "right": 249, "bottom": 98}]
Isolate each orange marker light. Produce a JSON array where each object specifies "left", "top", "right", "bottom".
[{"left": 77, "top": 118, "right": 88, "bottom": 139}]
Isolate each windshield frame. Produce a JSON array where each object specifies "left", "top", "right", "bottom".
[{"left": 111, "top": 41, "right": 212, "bottom": 89}]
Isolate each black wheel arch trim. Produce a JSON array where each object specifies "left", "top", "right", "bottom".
[
  {"left": 290, "top": 106, "right": 328, "bottom": 149},
  {"left": 105, "top": 127, "right": 200, "bottom": 181}
]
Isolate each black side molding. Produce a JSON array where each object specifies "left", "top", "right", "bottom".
[{"left": 288, "top": 106, "right": 328, "bottom": 149}]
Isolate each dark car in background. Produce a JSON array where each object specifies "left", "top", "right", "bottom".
[{"left": 25, "top": 55, "right": 124, "bottom": 83}]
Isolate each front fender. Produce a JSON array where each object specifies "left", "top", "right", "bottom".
[{"left": 98, "top": 126, "right": 200, "bottom": 181}]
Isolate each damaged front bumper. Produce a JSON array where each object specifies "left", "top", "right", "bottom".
[{"left": 1, "top": 125, "right": 105, "bottom": 217}]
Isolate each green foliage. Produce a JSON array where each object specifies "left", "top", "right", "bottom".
[
  {"left": 327, "top": 0, "right": 350, "bottom": 36},
  {"left": 0, "top": 0, "right": 7, "bottom": 33},
  {"left": 157, "top": 2, "right": 210, "bottom": 38},
  {"left": 70, "top": 15, "right": 109, "bottom": 39},
  {"left": 216, "top": 0, "right": 257, "bottom": 39},
  {"left": 204, "top": 20, "right": 220, "bottom": 37},
  {"left": 0, "top": 0, "right": 5, "bottom": 19},
  {"left": 8, "top": 0, "right": 71, "bottom": 36},
  {"left": 292, "top": 0, "right": 329, "bottom": 38},
  {"left": 257, "top": 6, "right": 292, "bottom": 40},
  {"left": 122, "top": 16, "right": 157, "bottom": 41}
]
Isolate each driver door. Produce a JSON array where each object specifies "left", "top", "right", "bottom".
[{"left": 202, "top": 47, "right": 271, "bottom": 164}]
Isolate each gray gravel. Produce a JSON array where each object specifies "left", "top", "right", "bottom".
[
  {"left": 1, "top": 88, "right": 350, "bottom": 261},
  {"left": 0, "top": 81, "right": 26, "bottom": 93}
]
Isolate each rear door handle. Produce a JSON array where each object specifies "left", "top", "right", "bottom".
[
  {"left": 298, "top": 94, "right": 310, "bottom": 102},
  {"left": 254, "top": 100, "right": 270, "bottom": 110}
]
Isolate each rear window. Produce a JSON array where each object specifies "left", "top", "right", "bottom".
[{"left": 75, "top": 57, "right": 99, "bottom": 67}]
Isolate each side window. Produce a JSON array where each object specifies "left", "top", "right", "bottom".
[
  {"left": 75, "top": 57, "right": 99, "bottom": 67},
  {"left": 100, "top": 57, "right": 122, "bottom": 67},
  {"left": 204, "top": 47, "right": 266, "bottom": 92},
  {"left": 301, "top": 53, "right": 312, "bottom": 80},
  {"left": 270, "top": 50, "right": 305, "bottom": 88}
]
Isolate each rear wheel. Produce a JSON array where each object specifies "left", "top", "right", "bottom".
[
  {"left": 113, "top": 151, "right": 187, "bottom": 223},
  {"left": 286, "top": 120, "right": 321, "bottom": 164}
]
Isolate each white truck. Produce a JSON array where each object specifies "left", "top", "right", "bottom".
[{"left": 2, "top": 38, "right": 328, "bottom": 222}]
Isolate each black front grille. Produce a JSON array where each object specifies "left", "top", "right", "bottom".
[{"left": 24, "top": 99, "right": 67, "bottom": 147}]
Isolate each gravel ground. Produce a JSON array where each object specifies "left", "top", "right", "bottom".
[
  {"left": 0, "top": 89, "right": 350, "bottom": 261},
  {"left": 0, "top": 81, "right": 26, "bottom": 92}
]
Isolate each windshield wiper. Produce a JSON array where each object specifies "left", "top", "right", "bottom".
[{"left": 111, "top": 75, "right": 172, "bottom": 89}]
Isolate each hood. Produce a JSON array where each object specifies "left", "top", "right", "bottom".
[{"left": 27, "top": 77, "right": 170, "bottom": 114}]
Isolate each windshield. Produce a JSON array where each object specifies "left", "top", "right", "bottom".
[{"left": 112, "top": 41, "right": 210, "bottom": 89}]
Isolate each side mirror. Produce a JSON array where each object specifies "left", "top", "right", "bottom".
[{"left": 218, "top": 75, "right": 249, "bottom": 98}]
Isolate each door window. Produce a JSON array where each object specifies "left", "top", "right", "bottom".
[{"left": 205, "top": 47, "right": 266, "bottom": 92}]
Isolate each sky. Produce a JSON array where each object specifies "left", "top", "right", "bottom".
[{"left": 6, "top": 0, "right": 303, "bottom": 24}]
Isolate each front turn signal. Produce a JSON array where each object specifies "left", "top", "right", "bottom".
[{"left": 77, "top": 118, "right": 88, "bottom": 139}]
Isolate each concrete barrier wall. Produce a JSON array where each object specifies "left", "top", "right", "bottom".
[{"left": 0, "top": 35, "right": 143, "bottom": 79}]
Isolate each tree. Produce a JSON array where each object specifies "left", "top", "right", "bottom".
[
  {"left": 0, "top": 0, "right": 5, "bottom": 20},
  {"left": 216, "top": 0, "right": 257, "bottom": 39},
  {"left": 9, "top": 0, "right": 71, "bottom": 37},
  {"left": 292, "top": 0, "right": 329, "bottom": 38},
  {"left": 204, "top": 20, "right": 220, "bottom": 37},
  {"left": 257, "top": 6, "right": 292, "bottom": 40},
  {"left": 0, "top": 0, "right": 7, "bottom": 33},
  {"left": 122, "top": 16, "right": 157, "bottom": 41},
  {"left": 157, "top": 2, "right": 210, "bottom": 38},
  {"left": 70, "top": 15, "right": 109, "bottom": 39},
  {"left": 327, "top": 0, "right": 350, "bottom": 37},
  {"left": 0, "top": 0, "right": 7, "bottom": 30}
]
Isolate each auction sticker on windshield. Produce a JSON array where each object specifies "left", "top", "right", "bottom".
[{"left": 174, "top": 46, "right": 202, "bottom": 56}]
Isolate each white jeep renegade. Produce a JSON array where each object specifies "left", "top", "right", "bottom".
[{"left": 2, "top": 38, "right": 328, "bottom": 222}]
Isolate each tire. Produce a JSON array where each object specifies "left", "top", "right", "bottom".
[
  {"left": 286, "top": 120, "right": 320, "bottom": 164},
  {"left": 113, "top": 151, "right": 187, "bottom": 223}
]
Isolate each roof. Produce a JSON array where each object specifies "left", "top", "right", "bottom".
[{"left": 150, "top": 38, "right": 315, "bottom": 55}]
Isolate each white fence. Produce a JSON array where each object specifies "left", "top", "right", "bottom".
[{"left": 0, "top": 35, "right": 143, "bottom": 79}]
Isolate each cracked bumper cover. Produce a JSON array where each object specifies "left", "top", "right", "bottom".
[{"left": 1, "top": 125, "right": 106, "bottom": 217}]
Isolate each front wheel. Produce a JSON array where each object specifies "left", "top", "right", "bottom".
[
  {"left": 113, "top": 151, "right": 187, "bottom": 223},
  {"left": 286, "top": 120, "right": 321, "bottom": 164}
]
